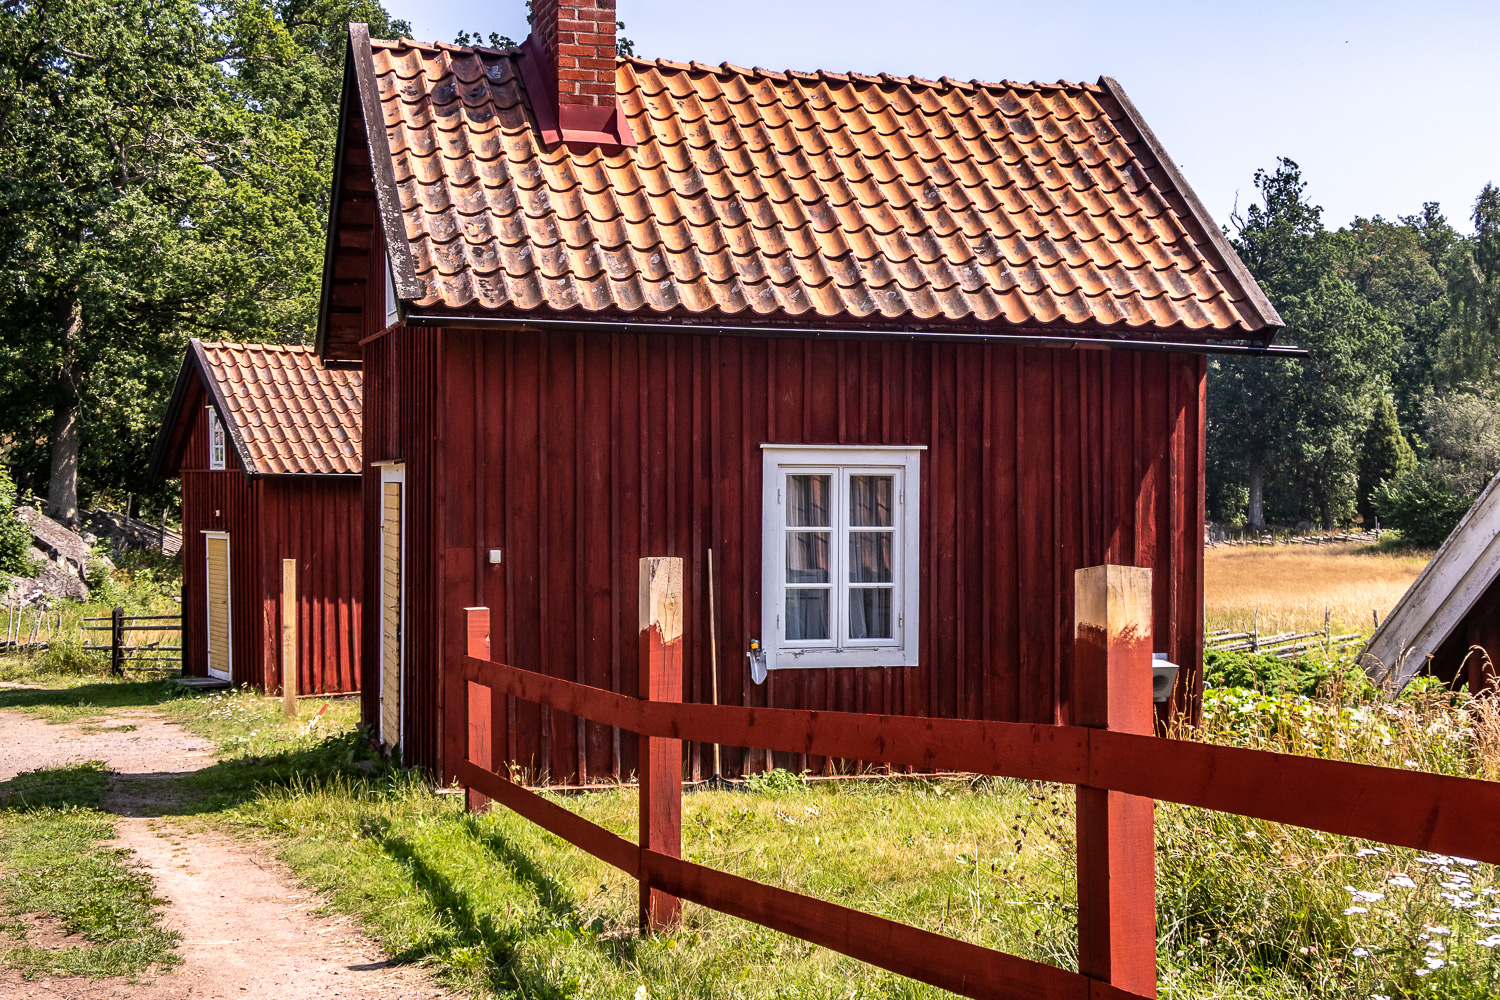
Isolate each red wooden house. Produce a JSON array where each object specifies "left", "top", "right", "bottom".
[
  {"left": 151, "top": 340, "right": 364, "bottom": 695},
  {"left": 318, "top": 2, "right": 1289, "bottom": 778}
]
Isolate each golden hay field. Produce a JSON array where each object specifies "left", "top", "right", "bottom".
[{"left": 1204, "top": 542, "right": 1433, "bottom": 636}]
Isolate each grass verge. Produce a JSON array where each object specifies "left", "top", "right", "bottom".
[
  {"left": 0, "top": 761, "right": 181, "bottom": 979},
  {"left": 5, "top": 659, "right": 1500, "bottom": 997}
]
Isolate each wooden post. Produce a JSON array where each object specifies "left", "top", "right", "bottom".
[
  {"left": 464, "top": 607, "right": 493, "bottom": 812},
  {"left": 282, "top": 559, "right": 298, "bottom": 716},
  {"left": 639, "top": 556, "right": 683, "bottom": 933},
  {"left": 1074, "top": 565, "right": 1157, "bottom": 998},
  {"left": 110, "top": 604, "right": 125, "bottom": 676}
]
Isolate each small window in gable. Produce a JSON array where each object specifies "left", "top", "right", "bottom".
[
  {"left": 208, "top": 407, "right": 227, "bottom": 471},
  {"left": 761, "top": 446, "right": 921, "bottom": 670}
]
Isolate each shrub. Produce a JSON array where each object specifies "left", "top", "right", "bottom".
[
  {"left": 1372, "top": 467, "right": 1478, "bottom": 547},
  {"left": 1204, "top": 649, "right": 1375, "bottom": 699},
  {"left": 0, "top": 466, "right": 33, "bottom": 576},
  {"left": 741, "top": 767, "right": 808, "bottom": 793}
]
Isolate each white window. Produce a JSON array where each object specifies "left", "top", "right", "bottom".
[
  {"left": 761, "top": 446, "right": 921, "bottom": 670},
  {"left": 208, "top": 408, "right": 227, "bottom": 470}
]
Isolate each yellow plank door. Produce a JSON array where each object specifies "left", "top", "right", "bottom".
[
  {"left": 204, "top": 534, "right": 232, "bottom": 681},
  {"left": 380, "top": 471, "right": 404, "bottom": 750}
]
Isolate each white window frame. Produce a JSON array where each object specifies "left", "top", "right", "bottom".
[
  {"left": 761, "top": 445, "right": 922, "bottom": 670},
  {"left": 207, "top": 407, "right": 227, "bottom": 471}
]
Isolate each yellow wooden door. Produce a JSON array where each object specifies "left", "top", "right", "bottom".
[
  {"left": 380, "top": 478, "right": 403, "bottom": 747},
  {"left": 205, "top": 535, "right": 231, "bottom": 680}
]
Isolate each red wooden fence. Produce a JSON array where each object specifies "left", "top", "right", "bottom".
[{"left": 454, "top": 560, "right": 1500, "bottom": 1000}]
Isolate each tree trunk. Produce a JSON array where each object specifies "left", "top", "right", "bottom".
[
  {"left": 47, "top": 295, "right": 83, "bottom": 527},
  {"left": 1247, "top": 459, "right": 1265, "bottom": 531}
]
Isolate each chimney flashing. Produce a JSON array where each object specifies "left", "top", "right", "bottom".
[{"left": 519, "top": 32, "right": 636, "bottom": 151}]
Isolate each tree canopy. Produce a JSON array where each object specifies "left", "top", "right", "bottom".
[{"left": 0, "top": 0, "right": 408, "bottom": 521}]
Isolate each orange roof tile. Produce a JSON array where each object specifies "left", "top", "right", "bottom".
[
  {"left": 196, "top": 342, "right": 362, "bottom": 476},
  {"left": 354, "top": 33, "right": 1281, "bottom": 340}
]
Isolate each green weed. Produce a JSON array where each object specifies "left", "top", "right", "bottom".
[{"left": 0, "top": 762, "right": 180, "bottom": 979}]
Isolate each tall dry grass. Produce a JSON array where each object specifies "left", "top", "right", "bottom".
[{"left": 1205, "top": 542, "right": 1432, "bottom": 636}]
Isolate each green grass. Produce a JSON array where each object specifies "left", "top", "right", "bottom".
[
  {"left": 0, "top": 674, "right": 184, "bottom": 723},
  {"left": 0, "top": 762, "right": 181, "bottom": 979},
  {"left": 4, "top": 653, "right": 1500, "bottom": 997}
]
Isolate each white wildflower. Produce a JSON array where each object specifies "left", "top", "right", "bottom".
[
  {"left": 1426, "top": 925, "right": 1452, "bottom": 935},
  {"left": 1477, "top": 935, "right": 1500, "bottom": 949},
  {"left": 1344, "top": 906, "right": 1368, "bottom": 915},
  {"left": 1346, "top": 887, "right": 1385, "bottom": 903},
  {"left": 635, "top": 987, "right": 649, "bottom": 1000},
  {"left": 1355, "top": 848, "right": 1380, "bottom": 858},
  {"left": 1424, "top": 956, "right": 1445, "bottom": 970},
  {"left": 1352, "top": 947, "right": 1370, "bottom": 957},
  {"left": 1388, "top": 875, "right": 1417, "bottom": 889}
]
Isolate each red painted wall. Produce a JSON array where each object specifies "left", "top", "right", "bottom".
[
  {"left": 173, "top": 390, "right": 363, "bottom": 694},
  {"left": 364, "top": 325, "right": 1207, "bottom": 782}
]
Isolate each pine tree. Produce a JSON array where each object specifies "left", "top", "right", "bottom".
[{"left": 1357, "top": 395, "right": 1416, "bottom": 524}]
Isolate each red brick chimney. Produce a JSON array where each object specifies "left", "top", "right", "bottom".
[{"left": 522, "top": 0, "right": 635, "bottom": 149}]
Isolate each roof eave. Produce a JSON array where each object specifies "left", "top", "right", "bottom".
[
  {"left": 146, "top": 347, "right": 202, "bottom": 482},
  {"left": 394, "top": 308, "right": 1308, "bottom": 357},
  {"left": 316, "top": 24, "right": 421, "bottom": 362}
]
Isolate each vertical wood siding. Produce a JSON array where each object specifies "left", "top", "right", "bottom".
[
  {"left": 181, "top": 468, "right": 260, "bottom": 686},
  {"left": 361, "top": 326, "right": 439, "bottom": 765},
  {"left": 176, "top": 396, "right": 363, "bottom": 694},
  {"left": 370, "top": 327, "right": 1205, "bottom": 782},
  {"left": 259, "top": 480, "right": 364, "bottom": 695}
]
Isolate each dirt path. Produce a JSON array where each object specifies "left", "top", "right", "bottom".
[{"left": 0, "top": 706, "right": 451, "bottom": 999}]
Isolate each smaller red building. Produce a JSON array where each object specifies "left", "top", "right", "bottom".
[{"left": 150, "top": 341, "right": 364, "bottom": 694}]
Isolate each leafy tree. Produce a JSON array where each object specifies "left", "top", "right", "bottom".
[
  {"left": 1209, "top": 159, "right": 1396, "bottom": 529},
  {"left": 0, "top": 465, "right": 33, "bottom": 575},
  {"left": 1355, "top": 395, "right": 1415, "bottom": 524},
  {"left": 1341, "top": 209, "right": 1456, "bottom": 430},
  {"left": 0, "top": 0, "right": 408, "bottom": 524},
  {"left": 1443, "top": 184, "right": 1500, "bottom": 382},
  {"left": 1371, "top": 468, "right": 1475, "bottom": 548}
]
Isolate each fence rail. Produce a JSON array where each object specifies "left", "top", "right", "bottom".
[
  {"left": 81, "top": 606, "right": 182, "bottom": 674},
  {"left": 452, "top": 560, "right": 1500, "bottom": 1000}
]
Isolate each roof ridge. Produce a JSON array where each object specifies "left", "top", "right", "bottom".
[{"left": 368, "top": 37, "right": 1101, "bottom": 95}]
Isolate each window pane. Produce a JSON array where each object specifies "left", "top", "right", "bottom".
[
  {"left": 849, "top": 475, "right": 893, "bottom": 526},
  {"left": 848, "top": 532, "right": 892, "bottom": 583},
  {"left": 787, "top": 474, "right": 831, "bottom": 527},
  {"left": 849, "top": 588, "right": 892, "bottom": 639},
  {"left": 787, "top": 589, "right": 830, "bottom": 641},
  {"left": 786, "top": 531, "right": 829, "bottom": 583}
]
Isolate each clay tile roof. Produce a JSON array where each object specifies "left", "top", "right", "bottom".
[
  {"left": 197, "top": 342, "right": 362, "bottom": 476},
  {"left": 355, "top": 33, "right": 1281, "bottom": 340}
]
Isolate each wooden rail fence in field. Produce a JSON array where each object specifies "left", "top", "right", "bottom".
[
  {"left": 452, "top": 560, "right": 1500, "bottom": 1000},
  {"left": 81, "top": 607, "right": 183, "bottom": 674}
]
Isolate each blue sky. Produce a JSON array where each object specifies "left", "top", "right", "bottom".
[{"left": 380, "top": 0, "right": 1500, "bottom": 236}]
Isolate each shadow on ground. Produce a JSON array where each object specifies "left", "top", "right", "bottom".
[{"left": 0, "top": 680, "right": 183, "bottom": 717}]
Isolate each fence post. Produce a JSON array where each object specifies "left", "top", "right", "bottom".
[
  {"left": 464, "top": 607, "right": 493, "bottom": 813},
  {"left": 282, "top": 559, "right": 298, "bottom": 717},
  {"left": 110, "top": 604, "right": 125, "bottom": 676},
  {"left": 638, "top": 556, "right": 683, "bottom": 933},
  {"left": 1074, "top": 565, "right": 1157, "bottom": 998}
]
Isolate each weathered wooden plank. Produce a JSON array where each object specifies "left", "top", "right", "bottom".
[
  {"left": 638, "top": 558, "right": 683, "bottom": 930},
  {"left": 1074, "top": 565, "right": 1157, "bottom": 998}
]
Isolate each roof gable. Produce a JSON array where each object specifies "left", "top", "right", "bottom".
[
  {"left": 318, "top": 27, "right": 1283, "bottom": 361},
  {"left": 151, "top": 341, "right": 363, "bottom": 478},
  {"left": 1362, "top": 469, "right": 1500, "bottom": 690}
]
